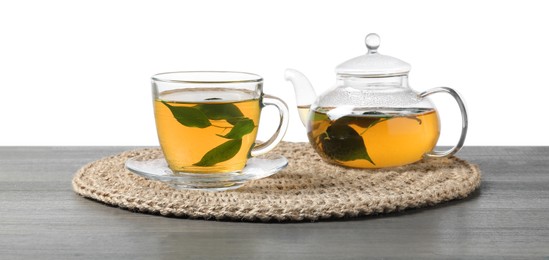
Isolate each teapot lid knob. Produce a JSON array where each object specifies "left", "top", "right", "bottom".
[
  {"left": 365, "top": 33, "right": 381, "bottom": 54},
  {"left": 336, "top": 33, "right": 411, "bottom": 76}
]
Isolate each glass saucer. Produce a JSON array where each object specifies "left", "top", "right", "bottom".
[{"left": 125, "top": 154, "right": 288, "bottom": 191}]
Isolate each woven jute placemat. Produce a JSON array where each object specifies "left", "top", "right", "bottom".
[{"left": 72, "top": 142, "right": 481, "bottom": 222}]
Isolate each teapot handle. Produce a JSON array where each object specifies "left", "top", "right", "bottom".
[{"left": 420, "top": 87, "right": 468, "bottom": 158}]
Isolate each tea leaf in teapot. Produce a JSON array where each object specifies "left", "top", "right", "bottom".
[
  {"left": 193, "top": 139, "right": 243, "bottom": 167},
  {"left": 402, "top": 115, "right": 422, "bottom": 124},
  {"left": 217, "top": 118, "right": 255, "bottom": 139},
  {"left": 195, "top": 103, "right": 245, "bottom": 121},
  {"left": 319, "top": 124, "right": 375, "bottom": 165},
  {"left": 335, "top": 115, "right": 387, "bottom": 129},
  {"left": 362, "top": 110, "right": 422, "bottom": 125},
  {"left": 161, "top": 101, "right": 211, "bottom": 128},
  {"left": 362, "top": 111, "right": 388, "bottom": 116},
  {"left": 312, "top": 111, "right": 329, "bottom": 122}
]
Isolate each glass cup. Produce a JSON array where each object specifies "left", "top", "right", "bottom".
[{"left": 151, "top": 71, "right": 289, "bottom": 175}]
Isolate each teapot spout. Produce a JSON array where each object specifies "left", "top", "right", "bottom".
[{"left": 284, "top": 69, "right": 317, "bottom": 126}]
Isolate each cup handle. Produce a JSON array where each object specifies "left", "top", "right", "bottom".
[
  {"left": 250, "top": 94, "right": 290, "bottom": 156},
  {"left": 420, "top": 87, "right": 468, "bottom": 158}
]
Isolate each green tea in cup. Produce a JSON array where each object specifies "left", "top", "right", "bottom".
[{"left": 152, "top": 71, "right": 288, "bottom": 174}]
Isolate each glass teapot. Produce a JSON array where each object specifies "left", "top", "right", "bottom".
[{"left": 285, "top": 33, "right": 468, "bottom": 169}]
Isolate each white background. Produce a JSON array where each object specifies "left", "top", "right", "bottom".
[{"left": 1, "top": 0, "right": 548, "bottom": 146}]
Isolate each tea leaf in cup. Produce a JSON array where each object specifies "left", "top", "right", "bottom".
[
  {"left": 193, "top": 139, "right": 243, "bottom": 167},
  {"left": 161, "top": 101, "right": 211, "bottom": 128},
  {"left": 195, "top": 103, "right": 244, "bottom": 121},
  {"left": 216, "top": 118, "right": 255, "bottom": 139},
  {"left": 319, "top": 123, "right": 374, "bottom": 165},
  {"left": 247, "top": 143, "right": 256, "bottom": 158},
  {"left": 226, "top": 117, "right": 246, "bottom": 125}
]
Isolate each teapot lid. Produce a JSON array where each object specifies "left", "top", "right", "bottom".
[{"left": 335, "top": 33, "right": 411, "bottom": 76}]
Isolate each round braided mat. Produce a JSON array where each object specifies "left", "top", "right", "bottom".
[{"left": 72, "top": 142, "right": 481, "bottom": 222}]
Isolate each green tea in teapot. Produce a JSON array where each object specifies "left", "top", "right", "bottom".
[{"left": 307, "top": 107, "right": 440, "bottom": 168}]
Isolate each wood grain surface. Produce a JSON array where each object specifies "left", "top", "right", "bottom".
[{"left": 1, "top": 146, "right": 548, "bottom": 259}]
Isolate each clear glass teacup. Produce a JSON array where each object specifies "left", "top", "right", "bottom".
[
  {"left": 126, "top": 71, "right": 289, "bottom": 191},
  {"left": 152, "top": 71, "right": 289, "bottom": 173}
]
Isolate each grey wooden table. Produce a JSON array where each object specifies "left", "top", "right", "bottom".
[{"left": 1, "top": 146, "right": 548, "bottom": 259}]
